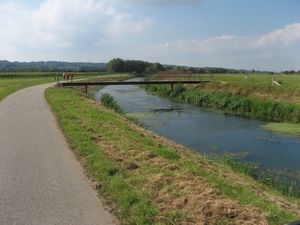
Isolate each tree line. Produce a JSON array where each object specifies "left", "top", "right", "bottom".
[
  {"left": 0, "top": 60, "right": 106, "bottom": 72},
  {"left": 1, "top": 59, "right": 299, "bottom": 74},
  {"left": 106, "top": 58, "right": 165, "bottom": 74},
  {"left": 106, "top": 58, "right": 266, "bottom": 75}
]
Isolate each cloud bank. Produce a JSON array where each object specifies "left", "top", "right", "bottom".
[
  {"left": 110, "top": 0, "right": 207, "bottom": 7},
  {"left": 0, "top": 0, "right": 153, "bottom": 61},
  {"left": 0, "top": 0, "right": 299, "bottom": 71},
  {"left": 127, "top": 23, "right": 300, "bottom": 70}
]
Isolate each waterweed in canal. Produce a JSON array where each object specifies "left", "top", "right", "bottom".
[
  {"left": 258, "top": 169, "right": 300, "bottom": 198},
  {"left": 260, "top": 122, "right": 300, "bottom": 138},
  {"left": 209, "top": 152, "right": 300, "bottom": 198},
  {"left": 209, "top": 152, "right": 257, "bottom": 177}
]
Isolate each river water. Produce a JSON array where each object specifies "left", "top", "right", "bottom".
[{"left": 95, "top": 79, "right": 300, "bottom": 173}]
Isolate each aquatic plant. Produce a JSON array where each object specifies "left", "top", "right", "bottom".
[
  {"left": 210, "top": 153, "right": 257, "bottom": 177},
  {"left": 258, "top": 170, "right": 300, "bottom": 198},
  {"left": 100, "top": 93, "right": 123, "bottom": 114},
  {"left": 210, "top": 153, "right": 300, "bottom": 198},
  {"left": 146, "top": 84, "right": 300, "bottom": 123}
]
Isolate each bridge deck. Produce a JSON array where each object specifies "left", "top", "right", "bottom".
[
  {"left": 58, "top": 80, "right": 210, "bottom": 93},
  {"left": 59, "top": 80, "right": 209, "bottom": 86}
]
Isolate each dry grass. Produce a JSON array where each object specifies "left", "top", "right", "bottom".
[
  {"left": 80, "top": 98, "right": 300, "bottom": 224},
  {"left": 51, "top": 74, "right": 300, "bottom": 224}
]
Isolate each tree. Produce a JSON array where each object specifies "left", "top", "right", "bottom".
[
  {"left": 188, "top": 67, "right": 196, "bottom": 73},
  {"left": 106, "top": 58, "right": 125, "bottom": 72}
]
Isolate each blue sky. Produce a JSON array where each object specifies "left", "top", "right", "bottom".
[{"left": 0, "top": 0, "right": 299, "bottom": 71}]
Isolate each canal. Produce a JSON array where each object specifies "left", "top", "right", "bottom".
[{"left": 95, "top": 79, "right": 300, "bottom": 174}]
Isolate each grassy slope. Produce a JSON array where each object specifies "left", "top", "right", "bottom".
[
  {"left": 45, "top": 86, "right": 300, "bottom": 225},
  {"left": 0, "top": 77, "right": 54, "bottom": 101},
  {"left": 1, "top": 74, "right": 300, "bottom": 224}
]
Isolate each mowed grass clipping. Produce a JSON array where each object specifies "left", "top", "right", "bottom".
[{"left": 45, "top": 86, "right": 300, "bottom": 225}]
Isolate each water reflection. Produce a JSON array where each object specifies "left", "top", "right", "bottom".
[{"left": 95, "top": 81, "right": 300, "bottom": 173}]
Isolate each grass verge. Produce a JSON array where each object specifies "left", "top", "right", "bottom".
[
  {"left": 0, "top": 77, "right": 54, "bottom": 101},
  {"left": 145, "top": 83, "right": 300, "bottom": 123},
  {"left": 45, "top": 86, "right": 300, "bottom": 225}
]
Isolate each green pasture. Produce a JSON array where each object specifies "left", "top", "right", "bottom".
[
  {"left": 0, "top": 77, "right": 53, "bottom": 101},
  {"left": 212, "top": 73, "right": 300, "bottom": 89},
  {"left": 152, "top": 72, "right": 300, "bottom": 90},
  {"left": 0, "top": 71, "right": 122, "bottom": 79},
  {"left": 0, "top": 72, "right": 128, "bottom": 101}
]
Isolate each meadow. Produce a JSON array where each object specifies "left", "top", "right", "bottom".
[
  {"left": 148, "top": 73, "right": 300, "bottom": 123},
  {"left": 2, "top": 72, "right": 300, "bottom": 224},
  {"left": 0, "top": 71, "right": 124, "bottom": 101}
]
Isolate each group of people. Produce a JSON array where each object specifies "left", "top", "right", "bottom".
[{"left": 62, "top": 73, "right": 74, "bottom": 81}]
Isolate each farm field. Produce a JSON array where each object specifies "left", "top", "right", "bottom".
[
  {"left": 151, "top": 72, "right": 300, "bottom": 106},
  {"left": 0, "top": 72, "right": 128, "bottom": 101},
  {"left": 152, "top": 72, "right": 300, "bottom": 89}
]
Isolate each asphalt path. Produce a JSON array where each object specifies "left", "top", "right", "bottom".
[{"left": 0, "top": 83, "right": 117, "bottom": 225}]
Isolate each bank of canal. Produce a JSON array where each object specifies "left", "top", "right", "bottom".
[{"left": 95, "top": 79, "right": 300, "bottom": 174}]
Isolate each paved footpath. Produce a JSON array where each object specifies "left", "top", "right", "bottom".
[{"left": 0, "top": 83, "right": 117, "bottom": 225}]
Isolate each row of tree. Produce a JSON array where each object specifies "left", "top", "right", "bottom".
[
  {"left": 106, "top": 58, "right": 264, "bottom": 75},
  {"left": 0, "top": 60, "right": 106, "bottom": 72},
  {"left": 106, "top": 58, "right": 165, "bottom": 74},
  {"left": 1, "top": 59, "right": 299, "bottom": 74}
]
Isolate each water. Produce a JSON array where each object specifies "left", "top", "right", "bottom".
[{"left": 95, "top": 79, "right": 300, "bottom": 173}]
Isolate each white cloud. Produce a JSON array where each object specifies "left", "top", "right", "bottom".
[
  {"left": 128, "top": 24, "right": 300, "bottom": 70},
  {"left": 0, "top": 1, "right": 299, "bottom": 71},
  {"left": 258, "top": 23, "right": 300, "bottom": 47},
  {"left": 110, "top": 0, "right": 207, "bottom": 7},
  {"left": 0, "top": 0, "right": 154, "bottom": 61},
  {"left": 104, "top": 12, "right": 154, "bottom": 41}
]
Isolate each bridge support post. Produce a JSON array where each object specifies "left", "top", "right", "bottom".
[
  {"left": 85, "top": 85, "right": 88, "bottom": 94},
  {"left": 171, "top": 83, "right": 174, "bottom": 92}
]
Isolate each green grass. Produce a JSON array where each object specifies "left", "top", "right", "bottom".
[
  {"left": 99, "top": 93, "right": 124, "bottom": 114},
  {"left": 0, "top": 72, "right": 129, "bottom": 101},
  {"left": 0, "top": 77, "right": 54, "bottom": 101},
  {"left": 45, "top": 86, "right": 300, "bottom": 225},
  {"left": 2, "top": 73, "right": 300, "bottom": 224},
  {"left": 212, "top": 73, "right": 300, "bottom": 89},
  {"left": 146, "top": 75, "right": 300, "bottom": 123}
]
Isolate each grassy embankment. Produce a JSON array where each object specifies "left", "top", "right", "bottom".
[
  {"left": 146, "top": 73, "right": 300, "bottom": 192},
  {"left": 45, "top": 74, "right": 300, "bottom": 224},
  {"left": 2, "top": 73, "right": 300, "bottom": 224},
  {"left": 147, "top": 73, "right": 300, "bottom": 125}
]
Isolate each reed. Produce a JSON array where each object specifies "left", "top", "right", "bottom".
[
  {"left": 146, "top": 84, "right": 300, "bottom": 123},
  {"left": 258, "top": 170, "right": 300, "bottom": 198},
  {"left": 99, "top": 93, "right": 123, "bottom": 114},
  {"left": 209, "top": 153, "right": 300, "bottom": 199}
]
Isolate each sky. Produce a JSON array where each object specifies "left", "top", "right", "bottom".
[{"left": 0, "top": 0, "right": 299, "bottom": 72}]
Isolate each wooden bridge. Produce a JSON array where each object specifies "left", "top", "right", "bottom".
[{"left": 58, "top": 80, "right": 210, "bottom": 93}]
